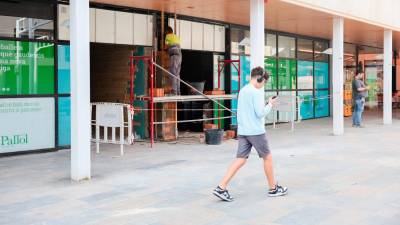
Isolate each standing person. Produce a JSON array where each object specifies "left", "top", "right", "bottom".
[
  {"left": 165, "top": 26, "right": 182, "bottom": 95},
  {"left": 352, "top": 72, "right": 369, "bottom": 128},
  {"left": 213, "top": 67, "right": 288, "bottom": 202}
]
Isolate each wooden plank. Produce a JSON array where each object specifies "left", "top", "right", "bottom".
[{"left": 152, "top": 94, "right": 236, "bottom": 103}]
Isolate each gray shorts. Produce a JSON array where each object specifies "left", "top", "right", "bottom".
[{"left": 236, "top": 134, "right": 270, "bottom": 158}]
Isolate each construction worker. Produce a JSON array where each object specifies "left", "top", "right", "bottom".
[
  {"left": 165, "top": 26, "right": 182, "bottom": 95},
  {"left": 213, "top": 67, "right": 288, "bottom": 202}
]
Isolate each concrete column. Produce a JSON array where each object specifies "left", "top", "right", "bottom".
[
  {"left": 383, "top": 29, "right": 393, "bottom": 125},
  {"left": 332, "top": 17, "right": 344, "bottom": 135},
  {"left": 70, "top": 0, "right": 91, "bottom": 181},
  {"left": 250, "top": 0, "right": 265, "bottom": 69}
]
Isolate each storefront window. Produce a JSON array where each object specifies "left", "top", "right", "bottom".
[
  {"left": 344, "top": 43, "right": 357, "bottom": 67},
  {"left": 0, "top": 16, "right": 54, "bottom": 40},
  {"left": 0, "top": 1, "right": 54, "bottom": 40},
  {"left": 0, "top": 97, "right": 55, "bottom": 153},
  {"left": 265, "top": 33, "right": 277, "bottom": 57},
  {"left": 278, "top": 91, "right": 296, "bottom": 122},
  {"left": 297, "top": 39, "right": 313, "bottom": 61},
  {"left": 344, "top": 43, "right": 357, "bottom": 110},
  {"left": 278, "top": 59, "right": 296, "bottom": 89},
  {"left": 230, "top": 55, "right": 250, "bottom": 125},
  {"left": 298, "top": 91, "right": 314, "bottom": 119},
  {"left": 278, "top": 36, "right": 295, "bottom": 58},
  {"left": 297, "top": 60, "right": 313, "bottom": 89},
  {"left": 0, "top": 40, "right": 54, "bottom": 95},
  {"left": 364, "top": 62, "right": 383, "bottom": 109},
  {"left": 314, "top": 41, "right": 329, "bottom": 62},
  {"left": 265, "top": 91, "right": 278, "bottom": 123},
  {"left": 315, "top": 62, "right": 329, "bottom": 89},
  {"left": 58, "top": 97, "right": 71, "bottom": 146},
  {"left": 231, "top": 28, "right": 250, "bottom": 55},
  {"left": 58, "top": 45, "right": 70, "bottom": 94},
  {"left": 315, "top": 90, "right": 329, "bottom": 118},
  {"left": 358, "top": 46, "right": 383, "bottom": 109},
  {"left": 229, "top": 27, "right": 330, "bottom": 123},
  {"left": 264, "top": 57, "right": 277, "bottom": 90}
]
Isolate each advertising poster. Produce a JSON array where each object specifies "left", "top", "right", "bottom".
[
  {"left": 264, "top": 57, "right": 277, "bottom": 90},
  {"left": 0, "top": 98, "right": 55, "bottom": 153},
  {"left": 0, "top": 40, "right": 54, "bottom": 95},
  {"left": 278, "top": 59, "right": 296, "bottom": 90}
]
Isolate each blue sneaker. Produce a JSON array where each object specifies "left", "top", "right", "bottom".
[
  {"left": 213, "top": 186, "right": 234, "bottom": 202},
  {"left": 268, "top": 184, "right": 288, "bottom": 197}
]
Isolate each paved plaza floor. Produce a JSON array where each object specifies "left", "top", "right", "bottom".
[{"left": 1, "top": 112, "right": 400, "bottom": 225}]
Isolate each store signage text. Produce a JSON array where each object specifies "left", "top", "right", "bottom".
[{"left": 1, "top": 134, "right": 28, "bottom": 146}]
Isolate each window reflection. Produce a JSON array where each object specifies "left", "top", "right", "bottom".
[
  {"left": 0, "top": 15, "right": 54, "bottom": 40},
  {"left": 278, "top": 36, "right": 295, "bottom": 58}
]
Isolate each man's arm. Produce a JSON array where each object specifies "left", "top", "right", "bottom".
[
  {"left": 253, "top": 92, "right": 273, "bottom": 118},
  {"left": 356, "top": 80, "right": 369, "bottom": 92}
]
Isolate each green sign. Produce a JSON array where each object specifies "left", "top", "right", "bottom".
[
  {"left": 0, "top": 40, "right": 54, "bottom": 95},
  {"left": 264, "top": 57, "right": 277, "bottom": 90},
  {"left": 278, "top": 59, "right": 296, "bottom": 90}
]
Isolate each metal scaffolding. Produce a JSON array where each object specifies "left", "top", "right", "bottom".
[{"left": 128, "top": 53, "right": 239, "bottom": 147}]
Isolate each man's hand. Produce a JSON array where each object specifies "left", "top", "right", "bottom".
[
  {"left": 268, "top": 96, "right": 278, "bottom": 107},
  {"left": 365, "top": 86, "right": 371, "bottom": 91}
]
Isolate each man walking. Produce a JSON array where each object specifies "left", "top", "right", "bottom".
[
  {"left": 213, "top": 67, "right": 288, "bottom": 202},
  {"left": 165, "top": 26, "right": 182, "bottom": 95},
  {"left": 352, "top": 72, "right": 369, "bottom": 127}
]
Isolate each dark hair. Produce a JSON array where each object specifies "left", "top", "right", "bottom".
[
  {"left": 166, "top": 26, "right": 174, "bottom": 34},
  {"left": 251, "top": 66, "right": 269, "bottom": 81}
]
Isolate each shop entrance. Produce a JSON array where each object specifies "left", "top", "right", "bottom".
[{"left": 178, "top": 50, "right": 215, "bottom": 132}]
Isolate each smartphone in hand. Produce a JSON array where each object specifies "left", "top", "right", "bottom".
[{"left": 268, "top": 96, "right": 278, "bottom": 107}]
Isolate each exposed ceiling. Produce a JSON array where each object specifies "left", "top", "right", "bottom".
[{"left": 91, "top": 0, "right": 400, "bottom": 51}]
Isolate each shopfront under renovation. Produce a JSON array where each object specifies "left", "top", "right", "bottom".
[{"left": 1, "top": 0, "right": 399, "bottom": 157}]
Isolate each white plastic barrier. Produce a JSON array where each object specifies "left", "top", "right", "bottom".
[
  {"left": 91, "top": 102, "right": 134, "bottom": 155},
  {"left": 271, "top": 96, "right": 297, "bottom": 131}
]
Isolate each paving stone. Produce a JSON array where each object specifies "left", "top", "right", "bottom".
[{"left": 0, "top": 112, "right": 399, "bottom": 225}]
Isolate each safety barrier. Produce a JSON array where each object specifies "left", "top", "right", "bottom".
[
  {"left": 272, "top": 95, "right": 297, "bottom": 131},
  {"left": 91, "top": 102, "right": 134, "bottom": 155}
]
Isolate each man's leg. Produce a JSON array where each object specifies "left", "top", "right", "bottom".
[
  {"left": 218, "top": 136, "right": 251, "bottom": 189},
  {"left": 169, "top": 55, "right": 178, "bottom": 95},
  {"left": 252, "top": 134, "right": 288, "bottom": 196},
  {"left": 263, "top": 154, "right": 276, "bottom": 189},
  {"left": 359, "top": 99, "right": 365, "bottom": 125},
  {"left": 352, "top": 103, "right": 357, "bottom": 125},
  {"left": 176, "top": 53, "right": 182, "bottom": 95},
  {"left": 219, "top": 158, "right": 247, "bottom": 189},
  {"left": 355, "top": 100, "right": 362, "bottom": 126}
]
